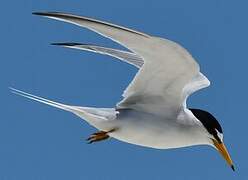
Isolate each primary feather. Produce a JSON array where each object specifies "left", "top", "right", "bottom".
[{"left": 51, "top": 42, "right": 143, "bottom": 68}]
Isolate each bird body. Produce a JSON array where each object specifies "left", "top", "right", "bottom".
[
  {"left": 11, "top": 11, "right": 234, "bottom": 170},
  {"left": 10, "top": 88, "right": 209, "bottom": 149},
  {"left": 105, "top": 109, "right": 210, "bottom": 149}
]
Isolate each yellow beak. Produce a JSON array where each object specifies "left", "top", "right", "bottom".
[{"left": 213, "top": 139, "right": 235, "bottom": 171}]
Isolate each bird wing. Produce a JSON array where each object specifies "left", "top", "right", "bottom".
[
  {"left": 34, "top": 12, "right": 210, "bottom": 117},
  {"left": 51, "top": 43, "right": 143, "bottom": 68}
]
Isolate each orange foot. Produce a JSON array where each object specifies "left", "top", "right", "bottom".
[{"left": 86, "top": 129, "right": 115, "bottom": 144}]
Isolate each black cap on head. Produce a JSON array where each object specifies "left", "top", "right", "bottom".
[{"left": 190, "top": 109, "right": 222, "bottom": 142}]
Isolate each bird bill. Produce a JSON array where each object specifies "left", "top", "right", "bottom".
[{"left": 213, "top": 139, "right": 235, "bottom": 171}]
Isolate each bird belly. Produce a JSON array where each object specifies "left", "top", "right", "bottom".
[{"left": 89, "top": 109, "right": 208, "bottom": 149}]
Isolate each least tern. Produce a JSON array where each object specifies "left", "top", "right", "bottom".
[{"left": 11, "top": 12, "right": 234, "bottom": 170}]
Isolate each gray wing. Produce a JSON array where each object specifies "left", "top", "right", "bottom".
[
  {"left": 51, "top": 43, "right": 143, "bottom": 68},
  {"left": 34, "top": 12, "right": 210, "bottom": 118}
]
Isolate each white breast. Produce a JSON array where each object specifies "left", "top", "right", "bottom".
[{"left": 107, "top": 109, "right": 210, "bottom": 149}]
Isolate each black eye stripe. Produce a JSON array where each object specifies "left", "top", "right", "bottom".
[{"left": 213, "top": 130, "right": 222, "bottom": 143}]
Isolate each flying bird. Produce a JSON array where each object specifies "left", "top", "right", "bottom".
[{"left": 11, "top": 12, "right": 234, "bottom": 170}]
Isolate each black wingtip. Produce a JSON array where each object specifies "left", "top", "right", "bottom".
[
  {"left": 51, "top": 42, "right": 83, "bottom": 46},
  {"left": 32, "top": 12, "right": 59, "bottom": 16},
  {"left": 231, "top": 165, "right": 235, "bottom": 171},
  {"left": 32, "top": 12, "right": 47, "bottom": 16}
]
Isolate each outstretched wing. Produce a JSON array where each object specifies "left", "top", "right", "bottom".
[
  {"left": 51, "top": 43, "right": 143, "bottom": 68},
  {"left": 34, "top": 12, "right": 210, "bottom": 117}
]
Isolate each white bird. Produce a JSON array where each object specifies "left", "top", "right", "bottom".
[{"left": 11, "top": 12, "right": 234, "bottom": 170}]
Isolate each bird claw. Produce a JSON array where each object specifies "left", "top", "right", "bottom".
[{"left": 86, "top": 129, "right": 115, "bottom": 144}]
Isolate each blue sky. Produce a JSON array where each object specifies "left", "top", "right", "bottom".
[{"left": 1, "top": 0, "right": 247, "bottom": 179}]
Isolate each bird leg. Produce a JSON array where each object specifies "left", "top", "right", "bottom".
[{"left": 86, "top": 129, "right": 115, "bottom": 144}]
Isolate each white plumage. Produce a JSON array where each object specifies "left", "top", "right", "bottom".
[{"left": 11, "top": 12, "right": 215, "bottom": 149}]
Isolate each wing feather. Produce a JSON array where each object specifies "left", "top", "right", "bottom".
[
  {"left": 34, "top": 12, "right": 210, "bottom": 118},
  {"left": 51, "top": 43, "right": 143, "bottom": 68}
]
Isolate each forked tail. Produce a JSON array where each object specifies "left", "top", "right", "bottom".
[
  {"left": 10, "top": 87, "right": 117, "bottom": 122},
  {"left": 10, "top": 87, "right": 77, "bottom": 112}
]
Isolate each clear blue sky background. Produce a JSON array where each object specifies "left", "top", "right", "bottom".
[{"left": 1, "top": 0, "right": 247, "bottom": 179}]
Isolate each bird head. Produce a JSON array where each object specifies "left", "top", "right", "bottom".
[{"left": 190, "top": 108, "right": 235, "bottom": 171}]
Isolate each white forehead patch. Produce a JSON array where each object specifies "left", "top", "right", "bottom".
[{"left": 215, "top": 128, "right": 223, "bottom": 141}]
